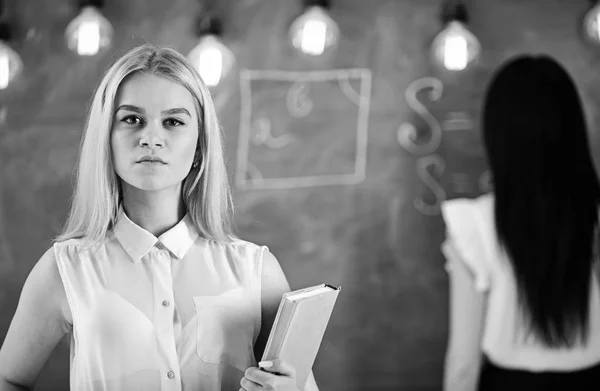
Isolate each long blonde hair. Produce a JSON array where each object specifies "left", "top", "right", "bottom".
[{"left": 56, "top": 44, "right": 235, "bottom": 247}]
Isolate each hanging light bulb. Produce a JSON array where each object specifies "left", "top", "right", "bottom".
[
  {"left": 0, "top": 10, "right": 23, "bottom": 90},
  {"left": 0, "top": 41, "right": 22, "bottom": 90},
  {"left": 289, "top": 0, "right": 340, "bottom": 56},
  {"left": 65, "top": 0, "right": 114, "bottom": 56},
  {"left": 583, "top": 1, "right": 600, "bottom": 45},
  {"left": 187, "top": 16, "right": 235, "bottom": 87},
  {"left": 431, "top": 0, "right": 481, "bottom": 72}
]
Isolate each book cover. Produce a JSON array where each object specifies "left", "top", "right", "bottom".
[{"left": 261, "top": 283, "right": 341, "bottom": 389}]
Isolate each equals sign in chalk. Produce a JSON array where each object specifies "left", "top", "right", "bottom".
[{"left": 442, "top": 111, "right": 474, "bottom": 131}]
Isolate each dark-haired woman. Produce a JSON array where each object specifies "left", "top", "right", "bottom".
[{"left": 442, "top": 55, "right": 600, "bottom": 391}]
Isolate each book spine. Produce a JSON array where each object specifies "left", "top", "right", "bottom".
[{"left": 263, "top": 296, "right": 297, "bottom": 360}]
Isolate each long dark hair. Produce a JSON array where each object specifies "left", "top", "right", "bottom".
[{"left": 482, "top": 55, "right": 600, "bottom": 347}]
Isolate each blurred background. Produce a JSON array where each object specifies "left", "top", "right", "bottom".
[{"left": 2, "top": 0, "right": 600, "bottom": 390}]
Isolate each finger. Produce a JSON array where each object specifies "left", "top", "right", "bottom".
[
  {"left": 259, "top": 359, "right": 296, "bottom": 378},
  {"left": 240, "top": 376, "right": 261, "bottom": 391},
  {"left": 245, "top": 366, "right": 273, "bottom": 385}
]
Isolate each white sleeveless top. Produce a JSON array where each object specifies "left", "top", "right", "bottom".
[
  {"left": 54, "top": 210, "right": 264, "bottom": 391},
  {"left": 442, "top": 194, "right": 600, "bottom": 372}
]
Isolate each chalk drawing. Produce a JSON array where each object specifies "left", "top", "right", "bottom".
[
  {"left": 236, "top": 68, "right": 372, "bottom": 190},
  {"left": 251, "top": 114, "right": 296, "bottom": 149},
  {"left": 398, "top": 76, "right": 487, "bottom": 215},
  {"left": 397, "top": 77, "right": 443, "bottom": 156},
  {"left": 286, "top": 81, "right": 313, "bottom": 118},
  {"left": 450, "top": 172, "right": 471, "bottom": 193},
  {"left": 442, "top": 111, "right": 474, "bottom": 131},
  {"left": 414, "top": 154, "right": 447, "bottom": 215}
]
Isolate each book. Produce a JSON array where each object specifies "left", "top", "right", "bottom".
[{"left": 261, "top": 283, "right": 341, "bottom": 389}]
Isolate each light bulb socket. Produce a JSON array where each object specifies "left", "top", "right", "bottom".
[
  {"left": 441, "top": 0, "right": 468, "bottom": 24},
  {"left": 78, "top": 0, "right": 104, "bottom": 8},
  {"left": 195, "top": 15, "right": 221, "bottom": 37},
  {"left": 0, "top": 21, "right": 10, "bottom": 41},
  {"left": 303, "top": 0, "right": 330, "bottom": 9}
]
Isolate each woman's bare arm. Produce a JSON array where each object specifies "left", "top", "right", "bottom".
[
  {"left": 442, "top": 241, "right": 487, "bottom": 391},
  {"left": 0, "top": 247, "right": 71, "bottom": 390}
]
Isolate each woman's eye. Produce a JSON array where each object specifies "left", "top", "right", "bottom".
[
  {"left": 122, "top": 115, "right": 142, "bottom": 125},
  {"left": 164, "top": 118, "right": 184, "bottom": 127}
]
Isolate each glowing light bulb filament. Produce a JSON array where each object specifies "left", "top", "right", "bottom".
[
  {"left": 301, "top": 20, "right": 327, "bottom": 56},
  {"left": 289, "top": 6, "right": 339, "bottom": 56},
  {"left": 77, "top": 21, "right": 101, "bottom": 56},
  {"left": 444, "top": 34, "right": 468, "bottom": 71},
  {"left": 198, "top": 47, "right": 224, "bottom": 87},
  {"left": 0, "top": 55, "right": 9, "bottom": 89},
  {"left": 596, "top": 13, "right": 600, "bottom": 42}
]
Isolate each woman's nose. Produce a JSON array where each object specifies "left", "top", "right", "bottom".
[{"left": 139, "top": 123, "right": 164, "bottom": 148}]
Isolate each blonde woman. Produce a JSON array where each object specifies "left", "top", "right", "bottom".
[{"left": 0, "top": 44, "right": 318, "bottom": 391}]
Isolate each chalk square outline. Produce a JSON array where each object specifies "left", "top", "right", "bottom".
[{"left": 236, "top": 68, "right": 372, "bottom": 190}]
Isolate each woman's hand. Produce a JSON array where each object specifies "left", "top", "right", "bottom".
[{"left": 240, "top": 359, "right": 300, "bottom": 391}]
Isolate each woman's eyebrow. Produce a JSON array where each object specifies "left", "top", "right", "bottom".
[
  {"left": 114, "top": 105, "right": 191, "bottom": 117},
  {"left": 161, "top": 108, "right": 191, "bottom": 117},
  {"left": 115, "top": 104, "right": 145, "bottom": 114}
]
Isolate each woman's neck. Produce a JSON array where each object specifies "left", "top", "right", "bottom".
[{"left": 120, "top": 184, "right": 185, "bottom": 237}]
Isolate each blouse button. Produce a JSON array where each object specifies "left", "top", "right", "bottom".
[
  {"left": 162, "top": 300, "right": 170, "bottom": 307},
  {"left": 167, "top": 370, "right": 175, "bottom": 379},
  {"left": 156, "top": 242, "right": 165, "bottom": 250}
]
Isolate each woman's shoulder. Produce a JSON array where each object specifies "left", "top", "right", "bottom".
[
  {"left": 441, "top": 194, "right": 497, "bottom": 255},
  {"left": 441, "top": 193, "right": 493, "bottom": 231},
  {"left": 227, "top": 238, "right": 265, "bottom": 248},
  {"left": 53, "top": 236, "right": 108, "bottom": 251},
  {"left": 52, "top": 237, "right": 108, "bottom": 265},
  {"left": 441, "top": 194, "right": 498, "bottom": 289},
  {"left": 441, "top": 193, "right": 493, "bottom": 215},
  {"left": 203, "top": 236, "right": 268, "bottom": 251},
  {"left": 53, "top": 237, "right": 86, "bottom": 249},
  {"left": 200, "top": 237, "right": 269, "bottom": 263}
]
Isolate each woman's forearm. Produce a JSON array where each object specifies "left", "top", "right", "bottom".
[{"left": 443, "top": 356, "right": 480, "bottom": 391}]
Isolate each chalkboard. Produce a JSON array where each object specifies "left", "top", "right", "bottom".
[
  {"left": 1, "top": 1, "right": 600, "bottom": 391},
  {"left": 397, "top": 76, "right": 491, "bottom": 215},
  {"left": 236, "top": 69, "right": 371, "bottom": 189}
]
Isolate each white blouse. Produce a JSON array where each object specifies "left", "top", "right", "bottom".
[
  {"left": 442, "top": 193, "right": 600, "bottom": 372},
  {"left": 55, "top": 209, "right": 264, "bottom": 390}
]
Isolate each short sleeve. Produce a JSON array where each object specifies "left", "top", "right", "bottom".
[{"left": 441, "top": 198, "right": 491, "bottom": 292}]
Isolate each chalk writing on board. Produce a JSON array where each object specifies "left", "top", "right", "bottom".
[
  {"left": 415, "top": 154, "right": 447, "bottom": 215},
  {"left": 451, "top": 172, "right": 471, "bottom": 193},
  {"left": 442, "top": 111, "right": 474, "bottom": 132},
  {"left": 415, "top": 161, "right": 492, "bottom": 214},
  {"left": 286, "top": 81, "right": 313, "bottom": 118},
  {"left": 251, "top": 114, "right": 296, "bottom": 149},
  {"left": 397, "top": 77, "right": 443, "bottom": 156},
  {"left": 236, "top": 69, "right": 372, "bottom": 190},
  {"left": 398, "top": 76, "right": 488, "bottom": 215}
]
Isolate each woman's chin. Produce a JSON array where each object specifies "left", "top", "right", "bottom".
[{"left": 124, "top": 179, "right": 180, "bottom": 193}]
